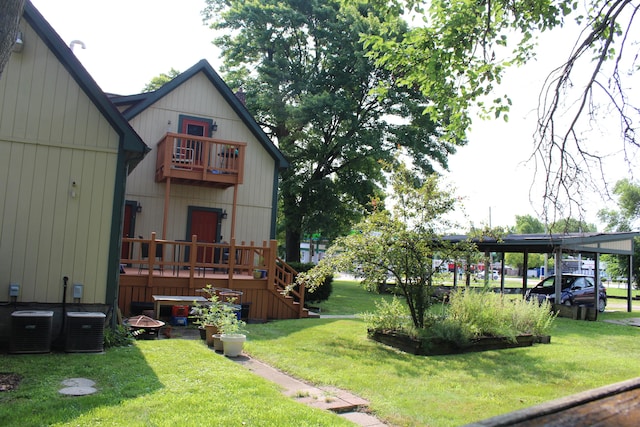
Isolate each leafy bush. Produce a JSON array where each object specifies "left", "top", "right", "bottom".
[
  {"left": 422, "top": 318, "right": 472, "bottom": 347},
  {"left": 288, "top": 262, "right": 333, "bottom": 304},
  {"left": 509, "top": 297, "right": 557, "bottom": 337},
  {"left": 441, "top": 289, "right": 557, "bottom": 344},
  {"left": 365, "top": 289, "right": 557, "bottom": 348},
  {"left": 447, "top": 289, "right": 516, "bottom": 341},
  {"left": 104, "top": 324, "right": 135, "bottom": 348},
  {"left": 363, "top": 297, "right": 416, "bottom": 336}
]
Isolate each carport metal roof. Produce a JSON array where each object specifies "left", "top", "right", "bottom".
[{"left": 444, "top": 232, "right": 637, "bottom": 256}]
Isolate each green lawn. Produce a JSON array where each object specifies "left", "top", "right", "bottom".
[
  {"left": 2, "top": 278, "right": 638, "bottom": 427},
  {"left": 0, "top": 340, "right": 352, "bottom": 427},
  {"left": 245, "top": 279, "right": 640, "bottom": 426}
]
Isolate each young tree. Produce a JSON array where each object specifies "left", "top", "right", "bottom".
[
  {"left": 298, "top": 163, "right": 473, "bottom": 329},
  {"left": 203, "top": 0, "right": 461, "bottom": 262},
  {"left": 364, "top": 0, "right": 639, "bottom": 223}
]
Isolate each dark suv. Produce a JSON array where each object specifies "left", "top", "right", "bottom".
[{"left": 525, "top": 274, "right": 607, "bottom": 312}]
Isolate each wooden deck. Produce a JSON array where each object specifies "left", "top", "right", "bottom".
[{"left": 118, "top": 236, "right": 307, "bottom": 322}]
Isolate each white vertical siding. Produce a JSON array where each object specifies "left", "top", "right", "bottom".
[{"left": 0, "top": 20, "right": 120, "bottom": 304}]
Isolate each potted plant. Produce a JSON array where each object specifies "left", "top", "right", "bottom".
[
  {"left": 253, "top": 256, "right": 266, "bottom": 279},
  {"left": 219, "top": 304, "right": 247, "bottom": 357},
  {"left": 191, "top": 286, "right": 225, "bottom": 347}
]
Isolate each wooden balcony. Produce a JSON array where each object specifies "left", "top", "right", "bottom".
[
  {"left": 155, "top": 132, "right": 246, "bottom": 188},
  {"left": 118, "top": 234, "right": 308, "bottom": 322}
]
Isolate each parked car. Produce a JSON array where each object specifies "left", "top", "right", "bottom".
[
  {"left": 525, "top": 274, "right": 607, "bottom": 312},
  {"left": 476, "top": 270, "right": 499, "bottom": 280}
]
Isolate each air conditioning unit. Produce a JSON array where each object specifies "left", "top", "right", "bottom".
[
  {"left": 65, "top": 312, "right": 106, "bottom": 353},
  {"left": 9, "top": 310, "right": 54, "bottom": 354}
]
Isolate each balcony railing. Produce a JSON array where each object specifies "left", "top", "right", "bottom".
[{"left": 155, "top": 132, "right": 246, "bottom": 188}]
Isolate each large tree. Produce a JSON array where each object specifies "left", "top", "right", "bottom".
[
  {"left": 364, "top": 0, "right": 639, "bottom": 223},
  {"left": 203, "top": 0, "right": 460, "bottom": 261},
  {"left": 142, "top": 68, "right": 180, "bottom": 93},
  {"left": 0, "top": 0, "right": 26, "bottom": 78}
]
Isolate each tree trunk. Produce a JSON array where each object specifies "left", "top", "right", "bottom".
[
  {"left": 281, "top": 176, "right": 303, "bottom": 263},
  {"left": 0, "top": 0, "right": 26, "bottom": 79},
  {"left": 285, "top": 225, "right": 301, "bottom": 263}
]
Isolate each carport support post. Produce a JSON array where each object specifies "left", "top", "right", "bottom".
[
  {"left": 484, "top": 251, "right": 490, "bottom": 286},
  {"left": 628, "top": 255, "right": 634, "bottom": 313},
  {"left": 499, "top": 252, "right": 505, "bottom": 293},
  {"left": 554, "top": 248, "right": 562, "bottom": 305},
  {"left": 594, "top": 253, "right": 600, "bottom": 314},
  {"left": 521, "top": 250, "right": 529, "bottom": 298}
]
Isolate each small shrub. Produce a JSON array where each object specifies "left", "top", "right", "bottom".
[
  {"left": 510, "top": 298, "right": 557, "bottom": 336},
  {"left": 104, "top": 324, "right": 135, "bottom": 348},
  {"left": 446, "top": 289, "right": 516, "bottom": 341},
  {"left": 422, "top": 318, "right": 471, "bottom": 347},
  {"left": 363, "top": 297, "right": 415, "bottom": 336}
]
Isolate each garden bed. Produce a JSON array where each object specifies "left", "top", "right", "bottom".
[{"left": 368, "top": 330, "right": 543, "bottom": 356}]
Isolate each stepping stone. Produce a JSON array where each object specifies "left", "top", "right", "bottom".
[
  {"left": 59, "top": 378, "right": 97, "bottom": 396},
  {"left": 61, "top": 378, "right": 96, "bottom": 388}
]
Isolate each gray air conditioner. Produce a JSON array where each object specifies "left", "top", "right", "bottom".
[
  {"left": 65, "top": 312, "right": 106, "bottom": 353},
  {"left": 9, "top": 310, "right": 54, "bottom": 354}
]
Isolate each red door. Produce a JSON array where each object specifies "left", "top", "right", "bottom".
[
  {"left": 189, "top": 209, "right": 219, "bottom": 263},
  {"left": 180, "top": 118, "right": 210, "bottom": 167}
]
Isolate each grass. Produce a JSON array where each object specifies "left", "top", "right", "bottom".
[
  {"left": 245, "top": 279, "right": 640, "bottom": 426},
  {"left": 0, "top": 340, "right": 352, "bottom": 427},
  {"left": 244, "top": 318, "right": 640, "bottom": 426},
  {"left": 1, "top": 278, "right": 638, "bottom": 426},
  {"left": 310, "top": 276, "right": 396, "bottom": 315}
]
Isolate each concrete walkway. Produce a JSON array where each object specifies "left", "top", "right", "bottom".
[{"left": 231, "top": 355, "right": 387, "bottom": 426}]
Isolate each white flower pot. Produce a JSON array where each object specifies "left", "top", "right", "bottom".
[{"left": 221, "top": 333, "right": 246, "bottom": 357}]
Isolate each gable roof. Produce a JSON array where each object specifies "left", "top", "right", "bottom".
[
  {"left": 23, "top": 1, "right": 150, "bottom": 169},
  {"left": 109, "top": 59, "right": 289, "bottom": 169}
]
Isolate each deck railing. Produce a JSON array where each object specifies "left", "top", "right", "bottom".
[
  {"left": 120, "top": 233, "right": 302, "bottom": 308},
  {"left": 155, "top": 132, "right": 246, "bottom": 186}
]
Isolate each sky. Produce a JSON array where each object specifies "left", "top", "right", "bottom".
[{"left": 29, "top": 0, "right": 634, "bottom": 232}]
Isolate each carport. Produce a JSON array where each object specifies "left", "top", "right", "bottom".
[{"left": 444, "top": 232, "right": 638, "bottom": 313}]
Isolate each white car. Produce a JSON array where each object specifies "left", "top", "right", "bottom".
[{"left": 477, "top": 270, "right": 499, "bottom": 280}]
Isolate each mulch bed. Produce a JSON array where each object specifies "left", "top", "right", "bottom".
[{"left": 0, "top": 373, "right": 22, "bottom": 392}]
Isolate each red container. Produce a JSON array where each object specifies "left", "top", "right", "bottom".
[{"left": 171, "top": 305, "right": 189, "bottom": 317}]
